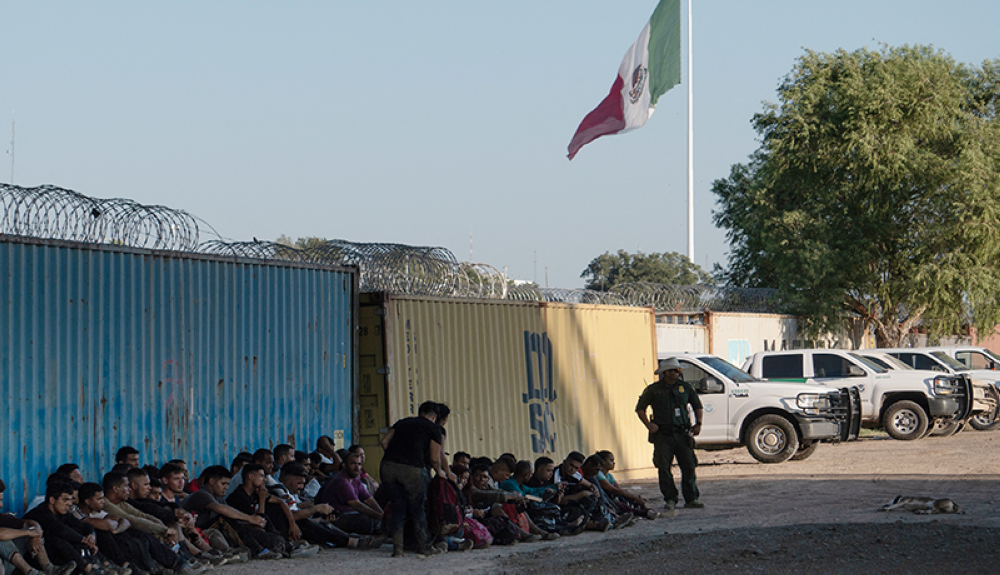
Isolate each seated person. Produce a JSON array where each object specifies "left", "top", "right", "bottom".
[
  {"left": 23, "top": 482, "right": 98, "bottom": 574},
  {"left": 78, "top": 481, "right": 156, "bottom": 573},
  {"left": 115, "top": 447, "right": 140, "bottom": 469},
  {"left": 0, "top": 479, "right": 69, "bottom": 575},
  {"left": 346, "top": 445, "right": 379, "bottom": 495},
  {"left": 525, "top": 457, "right": 555, "bottom": 488},
  {"left": 273, "top": 445, "right": 296, "bottom": 474},
  {"left": 273, "top": 463, "right": 383, "bottom": 550},
  {"left": 595, "top": 451, "right": 657, "bottom": 519},
  {"left": 313, "top": 436, "right": 342, "bottom": 475},
  {"left": 55, "top": 465, "right": 85, "bottom": 485},
  {"left": 292, "top": 453, "right": 321, "bottom": 500},
  {"left": 226, "top": 449, "right": 276, "bottom": 498},
  {"left": 580, "top": 455, "right": 631, "bottom": 529},
  {"left": 316, "top": 453, "right": 383, "bottom": 535},
  {"left": 126, "top": 468, "right": 177, "bottom": 527},
  {"left": 102, "top": 472, "right": 186, "bottom": 572},
  {"left": 224, "top": 464, "right": 295, "bottom": 558},
  {"left": 158, "top": 463, "right": 187, "bottom": 508},
  {"left": 452, "top": 452, "right": 471, "bottom": 470},
  {"left": 182, "top": 466, "right": 271, "bottom": 556},
  {"left": 497, "top": 461, "right": 556, "bottom": 500}
]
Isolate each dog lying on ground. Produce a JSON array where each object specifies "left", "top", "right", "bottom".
[{"left": 878, "top": 495, "right": 964, "bottom": 514}]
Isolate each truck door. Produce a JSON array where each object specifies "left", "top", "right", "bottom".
[
  {"left": 679, "top": 360, "right": 729, "bottom": 442},
  {"left": 810, "top": 353, "right": 873, "bottom": 414}
]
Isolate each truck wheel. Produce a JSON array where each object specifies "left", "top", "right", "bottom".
[
  {"left": 928, "top": 419, "right": 962, "bottom": 437},
  {"left": 883, "top": 400, "right": 929, "bottom": 440},
  {"left": 746, "top": 414, "right": 800, "bottom": 463},
  {"left": 790, "top": 440, "right": 819, "bottom": 461},
  {"left": 968, "top": 412, "right": 1000, "bottom": 431}
]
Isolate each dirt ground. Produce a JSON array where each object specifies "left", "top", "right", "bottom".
[{"left": 212, "top": 430, "right": 1000, "bottom": 574}]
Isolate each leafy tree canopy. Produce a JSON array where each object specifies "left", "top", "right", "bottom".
[
  {"left": 712, "top": 45, "right": 1000, "bottom": 346},
  {"left": 581, "top": 250, "right": 710, "bottom": 291}
]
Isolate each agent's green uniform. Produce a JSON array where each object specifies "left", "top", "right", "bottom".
[{"left": 636, "top": 379, "right": 703, "bottom": 504}]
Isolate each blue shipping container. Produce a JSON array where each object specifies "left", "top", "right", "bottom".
[{"left": 0, "top": 235, "right": 356, "bottom": 513}]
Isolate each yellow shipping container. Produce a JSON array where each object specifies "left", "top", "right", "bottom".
[{"left": 359, "top": 294, "right": 658, "bottom": 480}]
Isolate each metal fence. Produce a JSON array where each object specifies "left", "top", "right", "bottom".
[{"left": 1, "top": 184, "right": 782, "bottom": 313}]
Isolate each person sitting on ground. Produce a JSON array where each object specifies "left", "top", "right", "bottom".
[
  {"left": 0, "top": 479, "right": 70, "bottom": 575},
  {"left": 464, "top": 465, "right": 539, "bottom": 544},
  {"left": 273, "top": 463, "right": 383, "bottom": 551},
  {"left": 499, "top": 462, "right": 580, "bottom": 538},
  {"left": 525, "top": 457, "right": 555, "bottom": 488},
  {"left": 102, "top": 471, "right": 191, "bottom": 573},
  {"left": 452, "top": 452, "right": 471, "bottom": 470},
  {"left": 159, "top": 463, "right": 187, "bottom": 508},
  {"left": 313, "top": 437, "right": 343, "bottom": 475},
  {"left": 223, "top": 464, "right": 295, "bottom": 559},
  {"left": 126, "top": 468, "right": 177, "bottom": 527},
  {"left": 228, "top": 454, "right": 253, "bottom": 482},
  {"left": 78, "top": 481, "right": 156, "bottom": 573},
  {"left": 55, "top": 465, "right": 85, "bottom": 486},
  {"left": 292, "top": 453, "right": 322, "bottom": 500},
  {"left": 580, "top": 455, "right": 633, "bottom": 529},
  {"left": 226, "top": 449, "right": 276, "bottom": 498},
  {"left": 596, "top": 451, "right": 657, "bottom": 519},
  {"left": 115, "top": 447, "right": 140, "bottom": 470},
  {"left": 346, "top": 445, "right": 379, "bottom": 496},
  {"left": 273, "top": 445, "right": 295, "bottom": 475},
  {"left": 181, "top": 466, "right": 269, "bottom": 557},
  {"left": 316, "top": 453, "right": 383, "bottom": 536},
  {"left": 497, "top": 461, "right": 555, "bottom": 500},
  {"left": 23, "top": 482, "right": 99, "bottom": 574}
]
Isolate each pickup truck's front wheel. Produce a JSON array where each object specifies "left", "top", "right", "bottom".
[
  {"left": 746, "top": 414, "right": 800, "bottom": 463},
  {"left": 790, "top": 440, "right": 819, "bottom": 461},
  {"left": 883, "top": 400, "right": 929, "bottom": 440}
]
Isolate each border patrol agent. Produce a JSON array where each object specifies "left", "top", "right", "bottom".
[{"left": 636, "top": 357, "right": 704, "bottom": 510}]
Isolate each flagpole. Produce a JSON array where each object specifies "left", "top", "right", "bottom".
[{"left": 686, "top": 0, "right": 694, "bottom": 262}]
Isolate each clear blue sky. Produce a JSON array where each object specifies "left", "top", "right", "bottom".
[{"left": 2, "top": 1, "right": 997, "bottom": 288}]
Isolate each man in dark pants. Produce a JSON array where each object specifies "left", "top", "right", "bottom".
[
  {"left": 636, "top": 357, "right": 705, "bottom": 511},
  {"left": 379, "top": 401, "right": 446, "bottom": 558}
]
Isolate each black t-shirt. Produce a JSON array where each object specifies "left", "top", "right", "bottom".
[
  {"left": 128, "top": 498, "right": 175, "bottom": 525},
  {"left": 0, "top": 513, "right": 24, "bottom": 529},
  {"left": 383, "top": 416, "right": 443, "bottom": 468},
  {"left": 225, "top": 487, "right": 260, "bottom": 517}
]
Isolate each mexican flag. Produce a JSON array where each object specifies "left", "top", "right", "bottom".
[{"left": 567, "top": 0, "right": 681, "bottom": 160}]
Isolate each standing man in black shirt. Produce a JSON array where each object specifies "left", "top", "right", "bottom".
[
  {"left": 636, "top": 357, "right": 705, "bottom": 511},
  {"left": 379, "top": 401, "right": 445, "bottom": 557}
]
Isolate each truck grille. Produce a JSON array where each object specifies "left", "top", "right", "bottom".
[{"left": 825, "top": 387, "right": 862, "bottom": 441}]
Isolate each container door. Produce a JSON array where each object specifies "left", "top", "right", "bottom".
[{"left": 358, "top": 302, "right": 389, "bottom": 481}]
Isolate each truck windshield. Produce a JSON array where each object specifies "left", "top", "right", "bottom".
[
  {"left": 700, "top": 356, "right": 760, "bottom": 383},
  {"left": 930, "top": 351, "right": 967, "bottom": 371},
  {"left": 848, "top": 353, "right": 887, "bottom": 374}
]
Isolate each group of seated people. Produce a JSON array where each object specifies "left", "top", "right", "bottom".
[
  {"left": 434, "top": 449, "right": 659, "bottom": 551},
  {"left": 0, "top": 438, "right": 386, "bottom": 575},
  {"left": 1, "top": 439, "right": 655, "bottom": 574}
]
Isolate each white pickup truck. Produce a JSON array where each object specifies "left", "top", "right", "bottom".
[
  {"left": 877, "top": 347, "right": 1000, "bottom": 431},
  {"left": 661, "top": 353, "right": 861, "bottom": 464},
  {"left": 742, "top": 349, "right": 973, "bottom": 441}
]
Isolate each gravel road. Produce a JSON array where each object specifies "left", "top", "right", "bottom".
[{"left": 211, "top": 430, "right": 1000, "bottom": 574}]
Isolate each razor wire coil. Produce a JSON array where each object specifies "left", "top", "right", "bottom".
[
  {"left": 2, "top": 184, "right": 781, "bottom": 313},
  {"left": 1, "top": 184, "right": 200, "bottom": 251}
]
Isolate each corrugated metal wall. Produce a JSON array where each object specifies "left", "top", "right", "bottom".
[
  {"left": 0, "top": 236, "right": 356, "bottom": 513},
  {"left": 656, "top": 323, "right": 708, "bottom": 355},
  {"left": 380, "top": 296, "right": 657, "bottom": 477}
]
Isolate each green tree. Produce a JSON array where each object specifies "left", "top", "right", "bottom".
[
  {"left": 713, "top": 45, "right": 1000, "bottom": 347},
  {"left": 276, "top": 235, "right": 327, "bottom": 250},
  {"left": 581, "top": 250, "right": 710, "bottom": 291}
]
